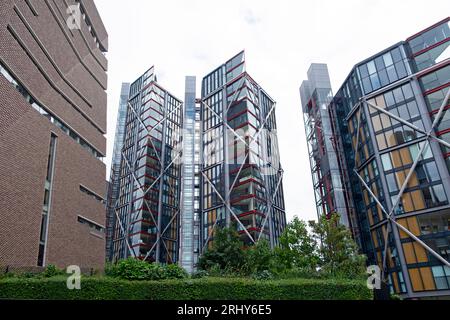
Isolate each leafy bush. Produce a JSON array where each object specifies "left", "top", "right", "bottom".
[
  {"left": 275, "top": 267, "right": 323, "bottom": 280},
  {"left": 251, "top": 270, "right": 274, "bottom": 281},
  {"left": 43, "top": 265, "right": 64, "bottom": 278},
  {"left": 165, "top": 264, "right": 189, "bottom": 279},
  {"left": 197, "top": 214, "right": 367, "bottom": 280},
  {"left": 191, "top": 270, "right": 209, "bottom": 279},
  {"left": 0, "top": 277, "right": 372, "bottom": 300},
  {"left": 244, "top": 241, "right": 276, "bottom": 274},
  {"left": 198, "top": 227, "right": 247, "bottom": 274},
  {"left": 106, "top": 258, "right": 188, "bottom": 281},
  {"left": 274, "top": 217, "right": 319, "bottom": 272}
]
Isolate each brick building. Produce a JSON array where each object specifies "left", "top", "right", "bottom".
[{"left": 0, "top": 0, "right": 108, "bottom": 269}]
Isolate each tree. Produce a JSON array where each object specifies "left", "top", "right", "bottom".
[
  {"left": 274, "top": 216, "right": 319, "bottom": 272},
  {"left": 309, "top": 213, "right": 367, "bottom": 278},
  {"left": 197, "top": 227, "right": 247, "bottom": 274},
  {"left": 244, "top": 240, "right": 275, "bottom": 274}
]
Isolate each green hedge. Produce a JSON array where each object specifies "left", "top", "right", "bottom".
[{"left": 0, "top": 277, "right": 372, "bottom": 300}]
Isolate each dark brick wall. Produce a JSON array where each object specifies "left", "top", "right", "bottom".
[{"left": 0, "top": 0, "right": 108, "bottom": 269}]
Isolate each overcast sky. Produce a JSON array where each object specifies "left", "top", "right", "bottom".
[{"left": 94, "top": 0, "right": 449, "bottom": 223}]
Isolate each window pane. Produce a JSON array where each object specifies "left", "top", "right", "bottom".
[
  {"left": 382, "top": 153, "right": 392, "bottom": 171},
  {"left": 383, "top": 52, "right": 394, "bottom": 67}
]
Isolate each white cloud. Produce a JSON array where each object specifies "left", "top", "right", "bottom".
[{"left": 94, "top": 0, "right": 450, "bottom": 223}]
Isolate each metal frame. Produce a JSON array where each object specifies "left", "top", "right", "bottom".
[
  {"left": 112, "top": 81, "right": 183, "bottom": 263},
  {"left": 200, "top": 73, "right": 284, "bottom": 251},
  {"left": 352, "top": 87, "right": 450, "bottom": 288}
]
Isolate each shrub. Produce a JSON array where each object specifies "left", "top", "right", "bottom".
[
  {"left": 191, "top": 270, "right": 209, "bottom": 279},
  {"left": 274, "top": 217, "right": 319, "bottom": 272},
  {"left": 0, "top": 277, "right": 373, "bottom": 300},
  {"left": 251, "top": 270, "right": 274, "bottom": 281},
  {"left": 165, "top": 264, "right": 188, "bottom": 279},
  {"left": 43, "top": 265, "right": 64, "bottom": 278},
  {"left": 244, "top": 241, "right": 276, "bottom": 274},
  {"left": 198, "top": 227, "right": 247, "bottom": 273},
  {"left": 274, "top": 267, "right": 323, "bottom": 280},
  {"left": 106, "top": 258, "right": 188, "bottom": 281}
]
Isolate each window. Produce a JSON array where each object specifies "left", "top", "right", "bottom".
[
  {"left": 408, "top": 21, "right": 450, "bottom": 54},
  {"left": 414, "top": 42, "right": 450, "bottom": 71},
  {"left": 432, "top": 266, "right": 450, "bottom": 290},
  {"left": 369, "top": 84, "right": 423, "bottom": 151},
  {"left": 78, "top": 216, "right": 104, "bottom": 233},
  {"left": 420, "top": 65, "right": 450, "bottom": 93},
  {"left": 80, "top": 185, "right": 105, "bottom": 203},
  {"left": 386, "top": 173, "right": 398, "bottom": 193},
  {"left": 38, "top": 134, "right": 57, "bottom": 266},
  {"left": 358, "top": 47, "right": 409, "bottom": 94},
  {"left": 418, "top": 209, "right": 450, "bottom": 235}
]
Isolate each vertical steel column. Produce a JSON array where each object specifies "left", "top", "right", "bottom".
[
  {"left": 156, "top": 91, "right": 169, "bottom": 263},
  {"left": 222, "top": 85, "right": 231, "bottom": 228},
  {"left": 126, "top": 93, "right": 142, "bottom": 259}
]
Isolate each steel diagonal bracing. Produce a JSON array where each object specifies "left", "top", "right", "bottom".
[
  {"left": 352, "top": 87, "right": 450, "bottom": 283},
  {"left": 201, "top": 171, "right": 256, "bottom": 245},
  {"left": 257, "top": 169, "right": 284, "bottom": 242},
  {"left": 352, "top": 101, "right": 363, "bottom": 167},
  {"left": 201, "top": 76, "right": 282, "bottom": 248},
  {"left": 117, "top": 148, "right": 166, "bottom": 259},
  {"left": 354, "top": 168, "right": 450, "bottom": 268},
  {"left": 143, "top": 194, "right": 183, "bottom": 262},
  {"left": 113, "top": 91, "right": 183, "bottom": 262},
  {"left": 200, "top": 80, "right": 252, "bottom": 246},
  {"left": 366, "top": 101, "right": 450, "bottom": 149},
  {"left": 200, "top": 78, "right": 260, "bottom": 245}
]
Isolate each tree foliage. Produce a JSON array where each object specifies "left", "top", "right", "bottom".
[
  {"left": 197, "top": 213, "right": 367, "bottom": 279},
  {"left": 309, "top": 213, "right": 367, "bottom": 278},
  {"left": 197, "top": 227, "right": 247, "bottom": 274},
  {"left": 274, "top": 217, "right": 318, "bottom": 272}
]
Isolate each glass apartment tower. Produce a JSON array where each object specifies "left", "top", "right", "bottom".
[
  {"left": 106, "top": 82, "right": 130, "bottom": 261},
  {"left": 301, "top": 18, "right": 450, "bottom": 299},
  {"left": 108, "top": 53, "right": 287, "bottom": 271},
  {"left": 110, "top": 67, "right": 183, "bottom": 264},
  {"left": 200, "top": 51, "right": 286, "bottom": 250}
]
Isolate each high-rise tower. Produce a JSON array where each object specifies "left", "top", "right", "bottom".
[
  {"left": 301, "top": 18, "right": 450, "bottom": 299},
  {"left": 200, "top": 51, "right": 287, "bottom": 250},
  {"left": 108, "top": 53, "right": 287, "bottom": 271},
  {"left": 110, "top": 67, "right": 183, "bottom": 264}
]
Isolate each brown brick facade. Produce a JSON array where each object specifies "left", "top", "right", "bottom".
[{"left": 0, "top": 0, "right": 108, "bottom": 269}]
